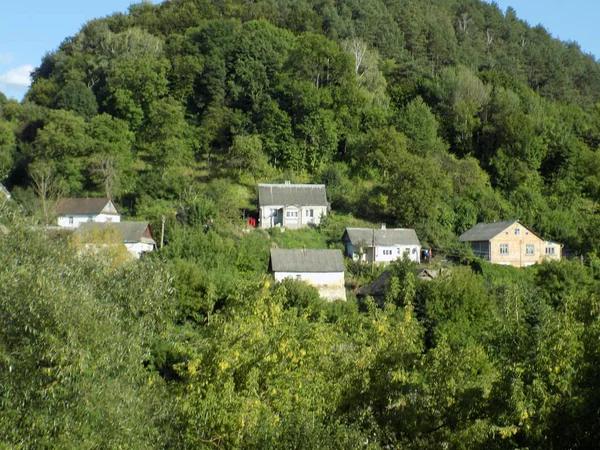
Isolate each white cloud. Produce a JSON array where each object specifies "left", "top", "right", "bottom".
[
  {"left": 0, "top": 53, "right": 13, "bottom": 64},
  {"left": 0, "top": 65, "right": 34, "bottom": 89}
]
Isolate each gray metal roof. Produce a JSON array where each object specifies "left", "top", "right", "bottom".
[
  {"left": 74, "top": 221, "right": 156, "bottom": 245},
  {"left": 56, "top": 198, "right": 118, "bottom": 216},
  {"left": 458, "top": 220, "right": 518, "bottom": 242},
  {"left": 269, "top": 249, "right": 345, "bottom": 273},
  {"left": 258, "top": 184, "right": 328, "bottom": 206},
  {"left": 343, "top": 228, "right": 421, "bottom": 247}
]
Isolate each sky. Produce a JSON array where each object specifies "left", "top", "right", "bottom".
[
  {"left": 1, "top": 0, "right": 599, "bottom": 100},
  {"left": 0, "top": 0, "right": 162, "bottom": 100},
  {"left": 489, "top": 0, "right": 600, "bottom": 58}
]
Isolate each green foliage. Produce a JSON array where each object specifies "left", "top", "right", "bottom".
[
  {"left": 6, "top": 2, "right": 600, "bottom": 445},
  {"left": 54, "top": 80, "right": 98, "bottom": 119}
]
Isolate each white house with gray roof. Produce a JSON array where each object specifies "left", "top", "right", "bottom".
[
  {"left": 258, "top": 183, "right": 328, "bottom": 229},
  {"left": 74, "top": 221, "right": 156, "bottom": 259},
  {"left": 268, "top": 248, "right": 346, "bottom": 301},
  {"left": 342, "top": 225, "right": 421, "bottom": 264},
  {"left": 56, "top": 198, "right": 120, "bottom": 228}
]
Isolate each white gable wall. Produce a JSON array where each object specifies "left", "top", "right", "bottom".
[
  {"left": 354, "top": 244, "right": 421, "bottom": 264},
  {"left": 273, "top": 271, "right": 346, "bottom": 301},
  {"left": 125, "top": 242, "right": 155, "bottom": 259},
  {"left": 259, "top": 205, "right": 327, "bottom": 229}
]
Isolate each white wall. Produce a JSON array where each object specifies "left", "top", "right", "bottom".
[
  {"left": 274, "top": 271, "right": 346, "bottom": 301},
  {"left": 58, "top": 213, "right": 121, "bottom": 228},
  {"left": 260, "top": 205, "right": 327, "bottom": 229},
  {"left": 125, "top": 242, "right": 155, "bottom": 259},
  {"left": 355, "top": 244, "right": 421, "bottom": 264}
]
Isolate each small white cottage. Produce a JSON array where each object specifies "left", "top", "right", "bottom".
[
  {"left": 74, "top": 221, "right": 156, "bottom": 259},
  {"left": 268, "top": 248, "right": 346, "bottom": 301},
  {"left": 342, "top": 225, "right": 421, "bottom": 264},
  {"left": 56, "top": 198, "right": 120, "bottom": 228},
  {"left": 258, "top": 183, "right": 328, "bottom": 229}
]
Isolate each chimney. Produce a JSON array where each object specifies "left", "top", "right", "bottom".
[{"left": 381, "top": 223, "right": 386, "bottom": 230}]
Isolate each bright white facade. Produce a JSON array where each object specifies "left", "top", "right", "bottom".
[
  {"left": 273, "top": 271, "right": 346, "bottom": 301},
  {"left": 260, "top": 205, "right": 328, "bottom": 229},
  {"left": 124, "top": 242, "right": 155, "bottom": 259},
  {"left": 57, "top": 212, "right": 120, "bottom": 228}
]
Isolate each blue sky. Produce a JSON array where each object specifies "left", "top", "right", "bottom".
[
  {"left": 490, "top": 0, "right": 600, "bottom": 58},
  {"left": 0, "top": 0, "right": 162, "bottom": 100},
  {"left": 1, "top": 0, "right": 599, "bottom": 100}
]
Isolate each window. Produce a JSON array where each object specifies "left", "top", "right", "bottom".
[
  {"left": 296, "top": 274, "right": 302, "bottom": 280},
  {"left": 69, "top": 216, "right": 74, "bottom": 225},
  {"left": 382, "top": 249, "right": 393, "bottom": 256},
  {"left": 500, "top": 243, "right": 509, "bottom": 255},
  {"left": 307, "top": 209, "right": 314, "bottom": 218},
  {"left": 515, "top": 228, "right": 521, "bottom": 235},
  {"left": 526, "top": 244, "right": 534, "bottom": 255},
  {"left": 546, "top": 247, "right": 555, "bottom": 255},
  {"left": 286, "top": 210, "right": 298, "bottom": 218}
]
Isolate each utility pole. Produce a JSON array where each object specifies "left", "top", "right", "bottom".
[
  {"left": 160, "top": 215, "right": 165, "bottom": 249},
  {"left": 371, "top": 228, "right": 375, "bottom": 274}
]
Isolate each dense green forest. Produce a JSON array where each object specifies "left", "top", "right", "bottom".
[{"left": 3, "top": 0, "right": 600, "bottom": 447}]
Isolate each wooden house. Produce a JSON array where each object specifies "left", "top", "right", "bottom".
[
  {"left": 459, "top": 220, "right": 562, "bottom": 267},
  {"left": 342, "top": 225, "right": 421, "bottom": 264},
  {"left": 268, "top": 248, "right": 346, "bottom": 301},
  {"left": 258, "top": 183, "right": 328, "bottom": 229}
]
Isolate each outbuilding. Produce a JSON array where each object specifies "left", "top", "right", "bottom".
[{"left": 268, "top": 248, "right": 346, "bottom": 301}]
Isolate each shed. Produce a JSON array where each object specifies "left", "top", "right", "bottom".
[{"left": 268, "top": 248, "right": 346, "bottom": 301}]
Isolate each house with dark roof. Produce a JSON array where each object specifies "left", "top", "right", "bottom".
[
  {"left": 459, "top": 220, "right": 562, "bottom": 267},
  {"left": 268, "top": 248, "right": 346, "bottom": 301},
  {"left": 56, "top": 198, "right": 120, "bottom": 228},
  {"left": 73, "top": 221, "right": 156, "bottom": 259},
  {"left": 342, "top": 225, "right": 421, "bottom": 264},
  {"left": 258, "top": 183, "right": 328, "bottom": 229}
]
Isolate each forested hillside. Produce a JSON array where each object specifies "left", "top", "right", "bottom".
[
  {"left": 3, "top": 0, "right": 600, "bottom": 447},
  {"left": 1, "top": 0, "right": 600, "bottom": 250}
]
